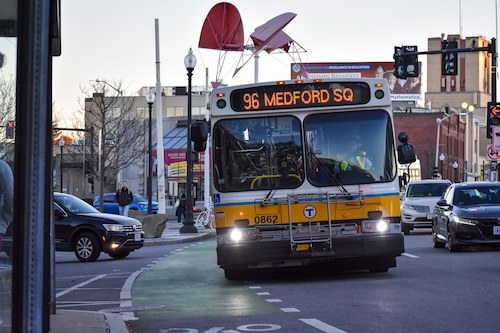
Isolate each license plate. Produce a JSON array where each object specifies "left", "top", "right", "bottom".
[
  {"left": 298, "top": 225, "right": 320, "bottom": 233},
  {"left": 134, "top": 233, "right": 141, "bottom": 241},
  {"left": 426, "top": 213, "right": 433, "bottom": 220},
  {"left": 494, "top": 226, "right": 500, "bottom": 235}
]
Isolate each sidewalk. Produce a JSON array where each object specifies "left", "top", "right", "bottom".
[{"left": 3, "top": 220, "right": 216, "bottom": 333}]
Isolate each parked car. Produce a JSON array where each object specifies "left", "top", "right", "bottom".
[
  {"left": 432, "top": 181, "right": 500, "bottom": 252},
  {"left": 2, "top": 192, "right": 144, "bottom": 261},
  {"left": 93, "top": 193, "right": 159, "bottom": 214},
  {"left": 400, "top": 179, "right": 451, "bottom": 235}
]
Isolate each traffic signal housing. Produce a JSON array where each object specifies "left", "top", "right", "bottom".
[
  {"left": 393, "top": 46, "right": 419, "bottom": 79},
  {"left": 442, "top": 40, "right": 458, "bottom": 76},
  {"left": 5, "top": 120, "right": 14, "bottom": 139},
  {"left": 487, "top": 102, "right": 500, "bottom": 139},
  {"left": 191, "top": 120, "right": 209, "bottom": 152}
]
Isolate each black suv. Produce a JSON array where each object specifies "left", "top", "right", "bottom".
[{"left": 3, "top": 193, "right": 144, "bottom": 262}]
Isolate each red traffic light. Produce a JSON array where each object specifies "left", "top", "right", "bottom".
[{"left": 6, "top": 121, "right": 14, "bottom": 128}]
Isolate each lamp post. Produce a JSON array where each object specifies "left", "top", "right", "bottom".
[
  {"left": 434, "top": 117, "right": 445, "bottom": 179},
  {"left": 180, "top": 48, "right": 198, "bottom": 233},
  {"left": 461, "top": 102, "right": 475, "bottom": 182},
  {"left": 439, "top": 153, "right": 445, "bottom": 179},
  {"left": 145, "top": 89, "right": 155, "bottom": 215},
  {"left": 59, "top": 137, "right": 65, "bottom": 192},
  {"left": 453, "top": 161, "right": 459, "bottom": 183}
]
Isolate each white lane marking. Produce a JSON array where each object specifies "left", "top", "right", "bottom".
[
  {"left": 56, "top": 274, "right": 107, "bottom": 298},
  {"left": 281, "top": 308, "right": 300, "bottom": 312},
  {"left": 300, "top": 318, "right": 348, "bottom": 333},
  {"left": 402, "top": 252, "right": 419, "bottom": 258},
  {"left": 257, "top": 292, "right": 270, "bottom": 296},
  {"left": 248, "top": 286, "right": 261, "bottom": 289},
  {"left": 265, "top": 298, "right": 282, "bottom": 303}
]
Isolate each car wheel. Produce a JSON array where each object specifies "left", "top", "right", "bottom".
[
  {"left": 74, "top": 232, "right": 101, "bottom": 262},
  {"left": 432, "top": 228, "right": 445, "bottom": 248},
  {"left": 447, "top": 228, "right": 462, "bottom": 252},
  {"left": 108, "top": 250, "right": 131, "bottom": 259}
]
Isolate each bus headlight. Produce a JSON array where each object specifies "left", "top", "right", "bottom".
[
  {"left": 230, "top": 228, "right": 243, "bottom": 241},
  {"left": 361, "top": 220, "right": 389, "bottom": 233}
]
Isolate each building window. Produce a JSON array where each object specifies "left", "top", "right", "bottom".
[{"left": 166, "top": 106, "right": 184, "bottom": 117}]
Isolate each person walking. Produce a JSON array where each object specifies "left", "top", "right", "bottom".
[
  {"left": 176, "top": 192, "right": 187, "bottom": 223},
  {"left": 115, "top": 180, "right": 133, "bottom": 216}
]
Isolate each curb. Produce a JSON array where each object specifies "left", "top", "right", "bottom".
[{"left": 143, "top": 230, "right": 216, "bottom": 246}]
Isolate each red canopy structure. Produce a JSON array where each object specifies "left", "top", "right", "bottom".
[
  {"left": 199, "top": 2, "right": 244, "bottom": 86},
  {"left": 199, "top": 3, "right": 306, "bottom": 85},
  {"left": 250, "top": 12, "right": 296, "bottom": 53}
]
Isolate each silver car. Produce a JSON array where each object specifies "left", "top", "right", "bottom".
[{"left": 400, "top": 179, "right": 451, "bottom": 235}]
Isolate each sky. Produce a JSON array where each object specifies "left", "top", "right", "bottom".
[{"left": 45, "top": 0, "right": 499, "bottom": 122}]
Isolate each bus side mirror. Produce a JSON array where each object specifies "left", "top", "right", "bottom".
[{"left": 397, "top": 131, "right": 417, "bottom": 164}]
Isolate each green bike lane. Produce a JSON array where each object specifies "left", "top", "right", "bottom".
[{"left": 130, "top": 239, "right": 281, "bottom": 320}]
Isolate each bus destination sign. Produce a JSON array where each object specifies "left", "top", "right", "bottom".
[{"left": 230, "top": 82, "right": 372, "bottom": 111}]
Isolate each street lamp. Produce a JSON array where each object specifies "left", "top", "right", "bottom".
[
  {"left": 453, "top": 161, "right": 459, "bottom": 183},
  {"left": 461, "top": 102, "right": 475, "bottom": 182},
  {"left": 180, "top": 48, "right": 198, "bottom": 234},
  {"left": 59, "top": 137, "right": 65, "bottom": 192},
  {"left": 439, "top": 153, "right": 445, "bottom": 179},
  {"left": 145, "top": 88, "right": 155, "bottom": 215}
]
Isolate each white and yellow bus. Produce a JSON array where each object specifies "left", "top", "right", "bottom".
[{"left": 206, "top": 78, "right": 416, "bottom": 279}]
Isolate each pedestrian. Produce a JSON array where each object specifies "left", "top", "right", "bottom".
[
  {"left": 176, "top": 192, "right": 187, "bottom": 223},
  {"left": 115, "top": 180, "right": 133, "bottom": 216}
]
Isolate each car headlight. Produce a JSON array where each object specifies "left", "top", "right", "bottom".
[
  {"left": 452, "top": 216, "right": 479, "bottom": 226},
  {"left": 103, "top": 224, "right": 124, "bottom": 232},
  {"left": 401, "top": 203, "right": 416, "bottom": 210}
]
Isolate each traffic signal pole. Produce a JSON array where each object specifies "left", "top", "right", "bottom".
[{"left": 394, "top": 38, "right": 497, "bottom": 180}]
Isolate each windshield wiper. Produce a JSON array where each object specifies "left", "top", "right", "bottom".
[{"left": 307, "top": 151, "right": 350, "bottom": 196}]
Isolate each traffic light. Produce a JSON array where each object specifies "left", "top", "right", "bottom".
[
  {"left": 487, "top": 102, "right": 500, "bottom": 139},
  {"left": 393, "top": 46, "right": 419, "bottom": 79},
  {"left": 191, "top": 120, "right": 209, "bottom": 152},
  {"left": 5, "top": 120, "right": 14, "bottom": 139},
  {"left": 442, "top": 40, "right": 458, "bottom": 76}
]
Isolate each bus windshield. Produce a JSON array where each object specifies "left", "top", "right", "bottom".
[
  {"left": 213, "top": 116, "right": 304, "bottom": 192},
  {"left": 304, "top": 109, "right": 396, "bottom": 186}
]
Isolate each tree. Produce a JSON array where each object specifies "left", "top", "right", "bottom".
[
  {"left": 80, "top": 80, "right": 148, "bottom": 211},
  {"left": 0, "top": 74, "right": 16, "bottom": 160}
]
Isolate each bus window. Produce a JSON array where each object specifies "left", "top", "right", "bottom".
[
  {"left": 305, "top": 110, "right": 396, "bottom": 186},
  {"left": 213, "top": 116, "right": 304, "bottom": 192}
]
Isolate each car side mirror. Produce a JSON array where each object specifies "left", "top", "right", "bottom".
[
  {"left": 436, "top": 199, "right": 448, "bottom": 207},
  {"left": 54, "top": 208, "right": 65, "bottom": 218}
]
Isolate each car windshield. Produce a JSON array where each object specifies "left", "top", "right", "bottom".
[
  {"left": 55, "top": 194, "right": 99, "bottom": 214},
  {"left": 133, "top": 194, "right": 148, "bottom": 202},
  {"left": 454, "top": 187, "right": 500, "bottom": 206},
  {"left": 407, "top": 183, "right": 450, "bottom": 198}
]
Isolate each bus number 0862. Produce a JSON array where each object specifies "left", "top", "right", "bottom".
[{"left": 254, "top": 215, "right": 278, "bottom": 224}]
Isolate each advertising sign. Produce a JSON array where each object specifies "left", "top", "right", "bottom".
[{"left": 290, "top": 62, "right": 422, "bottom": 102}]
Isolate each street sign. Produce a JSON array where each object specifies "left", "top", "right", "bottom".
[
  {"left": 493, "top": 126, "right": 500, "bottom": 150},
  {"left": 487, "top": 144, "right": 500, "bottom": 161}
]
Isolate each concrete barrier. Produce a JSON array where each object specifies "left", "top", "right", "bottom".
[{"left": 128, "top": 211, "right": 168, "bottom": 238}]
